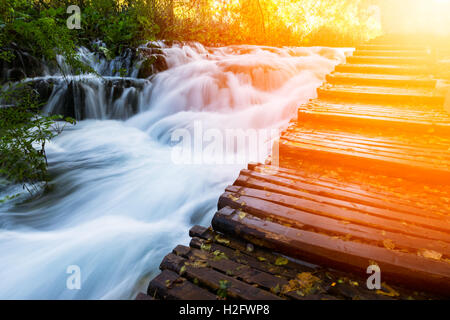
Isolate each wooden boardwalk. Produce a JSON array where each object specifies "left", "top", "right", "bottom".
[{"left": 139, "top": 39, "right": 450, "bottom": 300}]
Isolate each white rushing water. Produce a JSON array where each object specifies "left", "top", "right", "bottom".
[{"left": 0, "top": 42, "right": 349, "bottom": 299}]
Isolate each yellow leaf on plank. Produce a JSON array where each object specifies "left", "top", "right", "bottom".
[
  {"left": 418, "top": 249, "right": 442, "bottom": 260},
  {"left": 257, "top": 256, "right": 267, "bottom": 262},
  {"left": 215, "top": 235, "right": 230, "bottom": 245},
  {"left": 383, "top": 239, "right": 395, "bottom": 250},
  {"left": 376, "top": 283, "right": 400, "bottom": 297},
  {"left": 179, "top": 265, "right": 186, "bottom": 275}
]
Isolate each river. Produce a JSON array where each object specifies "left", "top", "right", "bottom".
[{"left": 0, "top": 42, "right": 349, "bottom": 299}]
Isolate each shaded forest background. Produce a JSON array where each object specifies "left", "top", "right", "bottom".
[
  {"left": 1, "top": 0, "right": 382, "bottom": 61},
  {"left": 0, "top": 0, "right": 381, "bottom": 194}
]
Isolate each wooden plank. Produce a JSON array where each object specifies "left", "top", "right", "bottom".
[
  {"left": 231, "top": 177, "right": 450, "bottom": 233},
  {"left": 189, "top": 228, "right": 317, "bottom": 276},
  {"left": 306, "top": 100, "right": 446, "bottom": 116},
  {"left": 212, "top": 207, "right": 450, "bottom": 296},
  {"left": 317, "top": 86, "right": 444, "bottom": 106},
  {"left": 189, "top": 237, "right": 305, "bottom": 279},
  {"left": 285, "top": 126, "right": 450, "bottom": 156},
  {"left": 176, "top": 244, "right": 394, "bottom": 300},
  {"left": 280, "top": 131, "right": 450, "bottom": 172},
  {"left": 347, "top": 56, "right": 431, "bottom": 65},
  {"left": 147, "top": 269, "right": 217, "bottom": 300},
  {"left": 335, "top": 64, "right": 430, "bottom": 76},
  {"left": 241, "top": 167, "right": 449, "bottom": 219},
  {"left": 298, "top": 109, "right": 450, "bottom": 135},
  {"left": 188, "top": 227, "right": 398, "bottom": 300},
  {"left": 219, "top": 188, "right": 450, "bottom": 255},
  {"left": 283, "top": 131, "right": 450, "bottom": 163},
  {"left": 250, "top": 162, "right": 450, "bottom": 218},
  {"left": 354, "top": 49, "right": 431, "bottom": 57},
  {"left": 160, "top": 253, "right": 283, "bottom": 300},
  {"left": 326, "top": 72, "right": 437, "bottom": 88},
  {"left": 171, "top": 244, "right": 311, "bottom": 299},
  {"left": 357, "top": 45, "right": 428, "bottom": 51},
  {"left": 279, "top": 137, "right": 450, "bottom": 184}
]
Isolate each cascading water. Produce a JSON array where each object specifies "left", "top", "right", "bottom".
[{"left": 0, "top": 42, "right": 350, "bottom": 299}]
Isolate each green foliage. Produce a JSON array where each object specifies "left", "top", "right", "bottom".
[
  {"left": 0, "top": 84, "right": 76, "bottom": 194},
  {"left": 165, "top": 0, "right": 382, "bottom": 46},
  {"left": 0, "top": 0, "right": 86, "bottom": 73},
  {"left": 79, "top": 0, "right": 159, "bottom": 55},
  {"left": 0, "top": 0, "right": 160, "bottom": 67},
  {"left": 217, "top": 280, "right": 231, "bottom": 299},
  {"left": 1, "top": 0, "right": 380, "bottom": 61}
]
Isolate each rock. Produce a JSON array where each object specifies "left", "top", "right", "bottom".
[
  {"left": 0, "top": 45, "right": 45, "bottom": 84},
  {"left": 8, "top": 68, "right": 27, "bottom": 82},
  {"left": 137, "top": 54, "right": 168, "bottom": 79}
]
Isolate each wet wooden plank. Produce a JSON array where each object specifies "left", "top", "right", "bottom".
[
  {"left": 189, "top": 237, "right": 306, "bottom": 279},
  {"left": 335, "top": 64, "right": 430, "bottom": 76},
  {"left": 160, "top": 253, "right": 282, "bottom": 300},
  {"left": 279, "top": 137, "right": 450, "bottom": 183},
  {"left": 326, "top": 72, "right": 437, "bottom": 88},
  {"left": 317, "top": 85, "right": 444, "bottom": 106},
  {"left": 226, "top": 184, "right": 450, "bottom": 252},
  {"left": 284, "top": 125, "right": 450, "bottom": 151},
  {"left": 248, "top": 163, "right": 450, "bottom": 214},
  {"left": 171, "top": 244, "right": 314, "bottom": 299},
  {"left": 357, "top": 45, "right": 428, "bottom": 51},
  {"left": 219, "top": 188, "right": 450, "bottom": 246},
  {"left": 189, "top": 228, "right": 316, "bottom": 277},
  {"left": 189, "top": 226, "right": 435, "bottom": 300},
  {"left": 189, "top": 228, "right": 403, "bottom": 300},
  {"left": 298, "top": 108, "right": 450, "bottom": 135},
  {"left": 346, "top": 56, "right": 430, "bottom": 65},
  {"left": 147, "top": 269, "right": 217, "bottom": 300},
  {"left": 354, "top": 49, "right": 430, "bottom": 57},
  {"left": 282, "top": 131, "right": 450, "bottom": 165},
  {"left": 306, "top": 99, "right": 446, "bottom": 116},
  {"left": 212, "top": 207, "right": 450, "bottom": 296}
]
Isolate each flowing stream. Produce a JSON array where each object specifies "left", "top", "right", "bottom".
[{"left": 0, "top": 42, "right": 349, "bottom": 299}]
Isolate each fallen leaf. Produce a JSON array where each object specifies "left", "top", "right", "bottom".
[
  {"left": 200, "top": 243, "right": 211, "bottom": 252},
  {"left": 212, "top": 250, "right": 228, "bottom": 261},
  {"left": 282, "top": 272, "right": 321, "bottom": 295},
  {"left": 349, "top": 280, "right": 359, "bottom": 286},
  {"left": 238, "top": 210, "right": 246, "bottom": 220},
  {"left": 270, "top": 284, "right": 281, "bottom": 295},
  {"left": 179, "top": 265, "right": 186, "bottom": 275},
  {"left": 383, "top": 239, "right": 395, "bottom": 250},
  {"left": 215, "top": 235, "right": 230, "bottom": 245},
  {"left": 257, "top": 256, "right": 267, "bottom": 262},
  {"left": 418, "top": 249, "right": 442, "bottom": 260},
  {"left": 275, "top": 257, "right": 289, "bottom": 266},
  {"left": 376, "top": 283, "right": 400, "bottom": 297},
  {"left": 191, "top": 260, "right": 209, "bottom": 268}
]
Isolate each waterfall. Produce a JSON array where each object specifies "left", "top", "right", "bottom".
[{"left": 0, "top": 42, "right": 350, "bottom": 299}]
